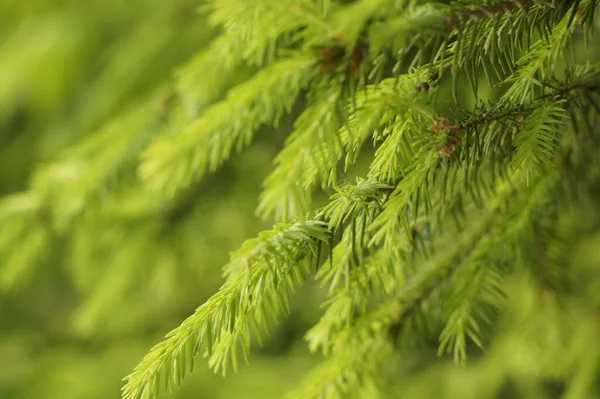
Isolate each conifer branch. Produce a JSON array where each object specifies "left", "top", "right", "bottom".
[
  {"left": 369, "top": 0, "right": 576, "bottom": 65},
  {"left": 122, "top": 220, "right": 330, "bottom": 399},
  {"left": 258, "top": 68, "right": 437, "bottom": 221},
  {"left": 437, "top": 259, "right": 505, "bottom": 364},
  {"left": 258, "top": 87, "right": 343, "bottom": 221},
  {"left": 286, "top": 336, "right": 390, "bottom": 399},
  {"left": 207, "top": 0, "right": 334, "bottom": 64},
  {"left": 500, "top": 9, "right": 577, "bottom": 104},
  {"left": 293, "top": 169, "right": 555, "bottom": 398},
  {"left": 175, "top": 37, "right": 244, "bottom": 115},
  {"left": 445, "top": 0, "right": 544, "bottom": 24},
  {"left": 305, "top": 180, "right": 435, "bottom": 356},
  {"left": 368, "top": 64, "right": 600, "bottom": 245},
  {"left": 298, "top": 69, "right": 596, "bottom": 372},
  {"left": 369, "top": 147, "right": 440, "bottom": 246},
  {"left": 305, "top": 235, "right": 410, "bottom": 355},
  {"left": 340, "top": 70, "right": 436, "bottom": 170},
  {"left": 511, "top": 101, "right": 568, "bottom": 182},
  {"left": 140, "top": 56, "right": 317, "bottom": 194}
]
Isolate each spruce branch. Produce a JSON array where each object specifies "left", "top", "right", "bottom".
[
  {"left": 291, "top": 214, "right": 493, "bottom": 399},
  {"left": 122, "top": 220, "right": 330, "bottom": 399},
  {"left": 499, "top": 8, "right": 577, "bottom": 104},
  {"left": 368, "top": 2, "right": 446, "bottom": 56},
  {"left": 258, "top": 67, "right": 437, "bottom": 222},
  {"left": 382, "top": 163, "right": 557, "bottom": 346},
  {"left": 305, "top": 232, "right": 412, "bottom": 356},
  {"left": 369, "top": 147, "right": 440, "bottom": 247},
  {"left": 305, "top": 180, "right": 436, "bottom": 356},
  {"left": 368, "top": 64, "right": 600, "bottom": 246},
  {"left": 175, "top": 36, "right": 244, "bottom": 116},
  {"left": 299, "top": 180, "right": 395, "bottom": 314},
  {"left": 307, "top": 69, "right": 596, "bottom": 372},
  {"left": 139, "top": 56, "right": 317, "bottom": 195},
  {"left": 206, "top": 0, "right": 334, "bottom": 64},
  {"left": 258, "top": 87, "right": 343, "bottom": 222},
  {"left": 444, "top": 63, "right": 600, "bottom": 142},
  {"left": 286, "top": 336, "right": 390, "bottom": 399},
  {"left": 176, "top": 0, "right": 336, "bottom": 114},
  {"left": 340, "top": 69, "right": 436, "bottom": 170},
  {"left": 367, "top": 106, "right": 438, "bottom": 183},
  {"left": 445, "top": 0, "right": 549, "bottom": 24},
  {"left": 437, "top": 259, "right": 505, "bottom": 365},
  {"left": 292, "top": 169, "right": 556, "bottom": 399},
  {"left": 326, "top": 0, "right": 395, "bottom": 48},
  {"left": 511, "top": 101, "right": 568, "bottom": 182},
  {"left": 369, "top": 0, "right": 577, "bottom": 76}
]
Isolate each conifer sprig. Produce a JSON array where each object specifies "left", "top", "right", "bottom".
[
  {"left": 206, "top": 0, "right": 334, "bottom": 64},
  {"left": 258, "top": 87, "right": 343, "bottom": 221},
  {"left": 340, "top": 70, "right": 437, "bottom": 172},
  {"left": 140, "top": 56, "right": 317, "bottom": 194},
  {"left": 122, "top": 220, "right": 330, "bottom": 399},
  {"left": 294, "top": 169, "right": 555, "bottom": 398}
]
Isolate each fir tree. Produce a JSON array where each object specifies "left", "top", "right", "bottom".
[{"left": 2, "top": 0, "right": 600, "bottom": 398}]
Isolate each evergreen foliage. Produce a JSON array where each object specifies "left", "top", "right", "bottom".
[{"left": 2, "top": 0, "right": 600, "bottom": 398}]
